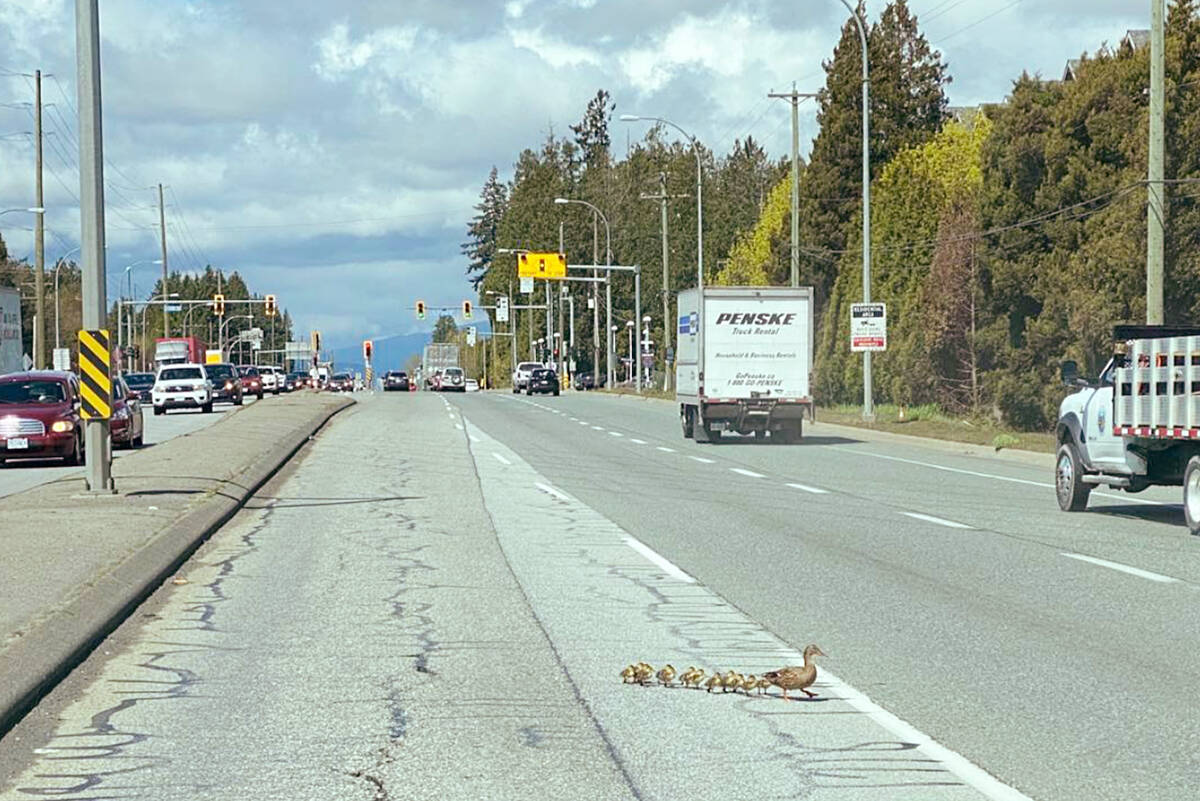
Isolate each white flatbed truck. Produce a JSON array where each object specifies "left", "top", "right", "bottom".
[
  {"left": 1057, "top": 325, "right": 1200, "bottom": 533},
  {"left": 675, "top": 286, "right": 815, "bottom": 443}
]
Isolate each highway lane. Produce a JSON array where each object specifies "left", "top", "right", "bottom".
[
  {"left": 446, "top": 390, "right": 1200, "bottom": 801},
  {"left": 0, "top": 396, "right": 261, "bottom": 500}
]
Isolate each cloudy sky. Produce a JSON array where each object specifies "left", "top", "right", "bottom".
[{"left": 0, "top": 0, "right": 1143, "bottom": 347}]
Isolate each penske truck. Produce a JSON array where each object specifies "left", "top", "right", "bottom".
[
  {"left": 675, "top": 286, "right": 815, "bottom": 443},
  {"left": 1057, "top": 325, "right": 1200, "bottom": 533}
]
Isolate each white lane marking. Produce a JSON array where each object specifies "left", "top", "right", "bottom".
[
  {"left": 578, "top": 421, "right": 589, "bottom": 426},
  {"left": 847, "top": 448, "right": 1160, "bottom": 507},
  {"left": 468, "top": 434, "right": 480, "bottom": 443},
  {"left": 454, "top": 423, "right": 464, "bottom": 430},
  {"left": 535, "top": 482, "right": 570, "bottom": 502},
  {"left": 491, "top": 452, "right": 512, "bottom": 466},
  {"left": 630, "top": 438, "right": 647, "bottom": 444},
  {"left": 591, "top": 425, "right": 605, "bottom": 431},
  {"left": 621, "top": 536, "right": 696, "bottom": 584},
  {"left": 569, "top": 417, "right": 579, "bottom": 422},
  {"left": 1061, "top": 553, "right": 1178, "bottom": 583},
  {"left": 689, "top": 456, "right": 715, "bottom": 464},
  {"left": 657, "top": 446, "right": 676, "bottom": 453},
  {"left": 609, "top": 431, "right": 623, "bottom": 437},
  {"left": 902, "top": 511, "right": 974, "bottom": 530},
  {"left": 730, "top": 467, "right": 765, "bottom": 478},
  {"left": 787, "top": 482, "right": 829, "bottom": 494}
]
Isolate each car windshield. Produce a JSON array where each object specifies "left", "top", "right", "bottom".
[
  {"left": 238, "top": 367, "right": 259, "bottom": 376},
  {"left": 533, "top": 369, "right": 554, "bottom": 379},
  {"left": 159, "top": 368, "right": 203, "bottom": 381},
  {"left": 0, "top": 380, "right": 67, "bottom": 404},
  {"left": 124, "top": 373, "right": 155, "bottom": 388},
  {"left": 445, "top": 369, "right": 462, "bottom": 376},
  {"left": 207, "top": 365, "right": 234, "bottom": 380},
  {"left": 518, "top": 362, "right": 541, "bottom": 371}
]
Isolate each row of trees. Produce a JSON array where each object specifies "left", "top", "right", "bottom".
[
  {"left": 463, "top": 1, "right": 1200, "bottom": 429},
  {"left": 0, "top": 234, "right": 292, "bottom": 370}
]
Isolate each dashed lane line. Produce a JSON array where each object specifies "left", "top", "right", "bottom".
[
  {"left": 656, "top": 446, "right": 676, "bottom": 453},
  {"left": 491, "top": 452, "right": 512, "bottom": 466},
  {"left": 786, "top": 482, "right": 829, "bottom": 494},
  {"left": 730, "top": 467, "right": 765, "bottom": 478},
  {"left": 902, "top": 511, "right": 974, "bottom": 530},
  {"left": 609, "top": 431, "right": 623, "bottom": 437},
  {"left": 688, "top": 455, "right": 714, "bottom": 463},
  {"left": 1060, "top": 553, "right": 1178, "bottom": 584},
  {"left": 630, "top": 438, "right": 647, "bottom": 445}
]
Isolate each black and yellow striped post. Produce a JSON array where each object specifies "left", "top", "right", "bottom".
[{"left": 77, "top": 329, "right": 113, "bottom": 420}]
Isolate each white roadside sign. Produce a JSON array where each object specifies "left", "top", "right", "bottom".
[
  {"left": 519, "top": 275, "right": 534, "bottom": 294},
  {"left": 850, "top": 302, "right": 887, "bottom": 352}
]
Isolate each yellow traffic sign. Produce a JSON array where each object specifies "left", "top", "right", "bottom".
[
  {"left": 77, "top": 329, "right": 112, "bottom": 420},
  {"left": 518, "top": 251, "right": 566, "bottom": 280}
]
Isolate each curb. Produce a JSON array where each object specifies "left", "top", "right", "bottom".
[{"left": 0, "top": 396, "right": 354, "bottom": 736}]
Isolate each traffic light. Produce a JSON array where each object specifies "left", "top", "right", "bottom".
[
  {"left": 213, "top": 293, "right": 225, "bottom": 316},
  {"left": 363, "top": 340, "right": 373, "bottom": 361},
  {"left": 416, "top": 300, "right": 426, "bottom": 320},
  {"left": 462, "top": 299, "right": 473, "bottom": 319},
  {"left": 264, "top": 294, "right": 277, "bottom": 317}
]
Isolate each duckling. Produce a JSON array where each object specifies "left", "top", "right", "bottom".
[
  {"left": 620, "top": 665, "right": 637, "bottom": 683},
  {"left": 656, "top": 664, "right": 677, "bottom": 686},
  {"left": 755, "top": 676, "right": 772, "bottom": 695},
  {"left": 704, "top": 672, "right": 725, "bottom": 693},
  {"left": 721, "top": 670, "right": 743, "bottom": 692},
  {"left": 634, "top": 663, "right": 655, "bottom": 685},
  {"left": 676, "top": 666, "right": 695, "bottom": 687},
  {"left": 741, "top": 674, "right": 758, "bottom": 695},
  {"left": 689, "top": 668, "right": 707, "bottom": 688},
  {"left": 762, "top": 644, "right": 827, "bottom": 701}
]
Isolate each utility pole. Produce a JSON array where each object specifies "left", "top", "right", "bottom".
[
  {"left": 1148, "top": 0, "right": 1165, "bottom": 325},
  {"left": 592, "top": 212, "right": 600, "bottom": 383},
  {"left": 158, "top": 183, "right": 169, "bottom": 337},
  {"left": 768, "top": 85, "right": 818, "bottom": 287},
  {"left": 641, "top": 172, "right": 688, "bottom": 391},
  {"left": 77, "top": 0, "right": 112, "bottom": 492},
  {"left": 34, "top": 69, "right": 46, "bottom": 368}
]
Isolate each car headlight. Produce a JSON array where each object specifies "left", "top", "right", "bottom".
[
  {"left": 51, "top": 420, "right": 74, "bottom": 433},
  {"left": 224, "top": 381, "right": 234, "bottom": 389},
  {"left": 113, "top": 406, "right": 131, "bottom": 420}
]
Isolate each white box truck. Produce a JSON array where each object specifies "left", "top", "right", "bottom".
[
  {"left": 676, "top": 286, "right": 815, "bottom": 443},
  {"left": 1057, "top": 325, "right": 1200, "bottom": 533}
]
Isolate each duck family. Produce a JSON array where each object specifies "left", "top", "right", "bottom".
[{"left": 620, "top": 644, "right": 826, "bottom": 701}]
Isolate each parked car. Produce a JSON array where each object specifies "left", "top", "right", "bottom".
[
  {"left": 512, "top": 361, "right": 543, "bottom": 393},
  {"left": 572, "top": 371, "right": 606, "bottom": 391},
  {"left": 527, "top": 367, "right": 560, "bottom": 396},
  {"left": 123, "top": 371, "right": 156, "bottom": 402},
  {"left": 237, "top": 365, "right": 264, "bottom": 400},
  {"left": 384, "top": 371, "right": 410, "bottom": 392},
  {"left": 441, "top": 367, "right": 466, "bottom": 392},
  {"left": 110, "top": 377, "right": 145, "bottom": 449},
  {"left": 205, "top": 362, "right": 244, "bottom": 406},
  {"left": 153, "top": 364, "right": 213, "bottom": 415},
  {"left": 465, "top": 378, "right": 480, "bottom": 392},
  {"left": 0, "top": 371, "right": 85, "bottom": 465}
]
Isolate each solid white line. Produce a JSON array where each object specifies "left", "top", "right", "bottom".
[
  {"left": 786, "top": 482, "right": 829, "bottom": 494},
  {"left": 491, "top": 452, "right": 512, "bottom": 466},
  {"left": 454, "top": 423, "right": 464, "bottom": 430},
  {"left": 630, "top": 438, "right": 647, "bottom": 444},
  {"left": 847, "top": 448, "right": 1160, "bottom": 507},
  {"left": 1061, "top": 552, "right": 1178, "bottom": 583},
  {"left": 621, "top": 536, "right": 696, "bottom": 583},
  {"left": 609, "top": 431, "right": 623, "bottom": 437},
  {"left": 657, "top": 446, "right": 676, "bottom": 453},
  {"left": 730, "top": 467, "right": 765, "bottom": 478},
  {"left": 902, "top": 511, "right": 973, "bottom": 530},
  {"left": 535, "top": 481, "right": 570, "bottom": 501}
]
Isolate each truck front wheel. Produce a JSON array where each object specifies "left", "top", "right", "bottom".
[
  {"left": 1055, "top": 442, "right": 1091, "bottom": 512},
  {"left": 1183, "top": 456, "right": 1200, "bottom": 534}
]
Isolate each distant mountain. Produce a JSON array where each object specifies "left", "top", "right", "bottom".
[{"left": 328, "top": 332, "right": 429, "bottom": 373}]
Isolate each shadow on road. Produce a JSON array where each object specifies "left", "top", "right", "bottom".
[
  {"left": 710, "top": 435, "right": 861, "bottom": 447},
  {"left": 1088, "top": 502, "right": 1185, "bottom": 528},
  {"left": 246, "top": 495, "right": 419, "bottom": 509}
]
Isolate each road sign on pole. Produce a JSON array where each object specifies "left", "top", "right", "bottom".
[
  {"left": 467, "top": 327, "right": 477, "bottom": 347},
  {"left": 850, "top": 303, "right": 887, "bottom": 352},
  {"left": 77, "top": 328, "right": 112, "bottom": 419},
  {"left": 519, "top": 276, "right": 534, "bottom": 294},
  {"left": 496, "top": 296, "right": 509, "bottom": 322},
  {"left": 518, "top": 251, "right": 566, "bottom": 280}
]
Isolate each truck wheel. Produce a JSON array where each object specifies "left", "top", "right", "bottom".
[
  {"left": 1183, "top": 456, "right": 1200, "bottom": 534},
  {"left": 1055, "top": 442, "right": 1091, "bottom": 512},
  {"left": 681, "top": 406, "right": 695, "bottom": 439},
  {"left": 777, "top": 420, "right": 801, "bottom": 444}
]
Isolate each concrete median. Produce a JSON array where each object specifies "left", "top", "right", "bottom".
[{"left": 0, "top": 392, "right": 353, "bottom": 734}]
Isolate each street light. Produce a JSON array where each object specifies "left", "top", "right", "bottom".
[
  {"left": 554, "top": 197, "right": 612, "bottom": 389},
  {"left": 837, "top": 0, "right": 874, "bottom": 421},
  {"left": 0, "top": 207, "right": 44, "bottom": 216},
  {"left": 53, "top": 245, "right": 81, "bottom": 350},
  {"left": 619, "top": 115, "right": 703, "bottom": 293},
  {"left": 220, "top": 314, "right": 253, "bottom": 360}
]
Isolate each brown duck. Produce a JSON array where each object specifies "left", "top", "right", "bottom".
[{"left": 762, "top": 644, "right": 826, "bottom": 701}]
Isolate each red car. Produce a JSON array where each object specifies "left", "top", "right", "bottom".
[
  {"left": 237, "top": 365, "right": 265, "bottom": 399},
  {"left": 0, "top": 371, "right": 85, "bottom": 465},
  {"left": 110, "top": 376, "right": 145, "bottom": 449}
]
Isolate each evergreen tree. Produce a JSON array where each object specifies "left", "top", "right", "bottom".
[
  {"left": 462, "top": 166, "right": 508, "bottom": 290},
  {"left": 431, "top": 314, "right": 458, "bottom": 343},
  {"left": 571, "top": 89, "right": 615, "bottom": 171}
]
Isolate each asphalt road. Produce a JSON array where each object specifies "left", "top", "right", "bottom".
[
  {"left": 0, "top": 396, "right": 262, "bottom": 500},
  {"left": 2, "top": 390, "right": 1196, "bottom": 800}
]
